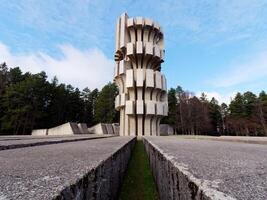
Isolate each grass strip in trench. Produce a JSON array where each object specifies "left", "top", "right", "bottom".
[{"left": 118, "top": 139, "right": 159, "bottom": 200}]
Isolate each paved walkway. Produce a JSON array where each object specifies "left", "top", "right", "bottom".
[
  {"left": 145, "top": 136, "right": 267, "bottom": 200},
  {"left": 0, "top": 134, "right": 115, "bottom": 150},
  {"left": 0, "top": 136, "right": 134, "bottom": 200},
  {"left": 173, "top": 135, "right": 267, "bottom": 144}
]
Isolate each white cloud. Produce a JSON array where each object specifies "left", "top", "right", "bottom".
[
  {"left": 155, "top": 0, "right": 267, "bottom": 44},
  {"left": 214, "top": 50, "right": 267, "bottom": 87},
  {"left": 196, "top": 91, "right": 237, "bottom": 104},
  {"left": 0, "top": 42, "right": 114, "bottom": 90}
]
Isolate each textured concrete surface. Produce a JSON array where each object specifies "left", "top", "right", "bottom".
[
  {"left": 88, "top": 123, "right": 108, "bottom": 135},
  {"left": 114, "top": 13, "right": 168, "bottom": 136},
  {"left": 47, "top": 122, "right": 80, "bottom": 135},
  {"left": 112, "top": 123, "right": 120, "bottom": 135},
  {"left": 0, "top": 134, "right": 115, "bottom": 151},
  {"left": 31, "top": 129, "right": 48, "bottom": 136},
  {"left": 144, "top": 136, "right": 267, "bottom": 200},
  {"left": 159, "top": 124, "right": 174, "bottom": 136},
  {"left": 0, "top": 136, "right": 135, "bottom": 200},
  {"left": 173, "top": 135, "right": 267, "bottom": 145},
  {"left": 77, "top": 123, "right": 90, "bottom": 134}
]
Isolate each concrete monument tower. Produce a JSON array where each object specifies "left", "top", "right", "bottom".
[{"left": 114, "top": 13, "right": 168, "bottom": 136}]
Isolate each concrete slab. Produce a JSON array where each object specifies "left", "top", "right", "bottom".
[
  {"left": 144, "top": 136, "right": 267, "bottom": 200},
  {"left": 105, "top": 123, "right": 114, "bottom": 134},
  {"left": 48, "top": 122, "right": 80, "bottom": 135},
  {"left": 0, "top": 134, "right": 115, "bottom": 151},
  {"left": 31, "top": 129, "right": 48, "bottom": 136},
  {"left": 77, "top": 123, "right": 90, "bottom": 134},
  {"left": 0, "top": 136, "right": 135, "bottom": 200},
  {"left": 174, "top": 135, "right": 267, "bottom": 145},
  {"left": 112, "top": 123, "right": 120, "bottom": 135},
  {"left": 159, "top": 124, "right": 174, "bottom": 136},
  {"left": 88, "top": 123, "right": 109, "bottom": 135}
]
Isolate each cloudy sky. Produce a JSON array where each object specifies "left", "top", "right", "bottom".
[{"left": 1, "top": 0, "right": 267, "bottom": 103}]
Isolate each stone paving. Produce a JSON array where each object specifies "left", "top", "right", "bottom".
[{"left": 144, "top": 136, "right": 267, "bottom": 200}]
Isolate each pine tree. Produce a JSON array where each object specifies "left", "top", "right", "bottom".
[
  {"left": 95, "top": 83, "right": 118, "bottom": 123},
  {"left": 209, "top": 97, "right": 222, "bottom": 135},
  {"left": 161, "top": 88, "right": 177, "bottom": 127}
]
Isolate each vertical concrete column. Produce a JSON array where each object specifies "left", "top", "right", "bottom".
[{"left": 114, "top": 13, "right": 168, "bottom": 136}]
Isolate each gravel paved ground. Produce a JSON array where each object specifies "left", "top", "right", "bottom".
[
  {"left": 0, "top": 134, "right": 115, "bottom": 150},
  {"left": 0, "top": 136, "right": 134, "bottom": 200},
  {"left": 145, "top": 136, "right": 267, "bottom": 200}
]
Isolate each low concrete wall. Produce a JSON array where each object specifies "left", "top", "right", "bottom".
[
  {"left": 48, "top": 122, "right": 80, "bottom": 136},
  {"left": 112, "top": 123, "right": 120, "bottom": 135},
  {"left": 88, "top": 123, "right": 108, "bottom": 135},
  {"left": 143, "top": 137, "right": 232, "bottom": 200},
  {"left": 105, "top": 123, "right": 114, "bottom": 134},
  {"left": 160, "top": 124, "right": 174, "bottom": 136},
  {"left": 54, "top": 137, "right": 136, "bottom": 200},
  {"left": 31, "top": 129, "right": 48, "bottom": 136},
  {"left": 78, "top": 123, "right": 90, "bottom": 134}
]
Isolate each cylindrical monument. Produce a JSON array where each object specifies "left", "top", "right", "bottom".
[{"left": 114, "top": 13, "right": 168, "bottom": 136}]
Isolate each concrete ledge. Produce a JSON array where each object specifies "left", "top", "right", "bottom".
[
  {"left": 88, "top": 123, "right": 108, "bottom": 135},
  {"left": 48, "top": 122, "right": 80, "bottom": 136},
  {"left": 31, "top": 129, "right": 48, "bottom": 136},
  {"left": 143, "top": 137, "right": 236, "bottom": 200},
  {"left": 54, "top": 137, "right": 136, "bottom": 200},
  {"left": 0, "top": 134, "right": 116, "bottom": 151},
  {"left": 0, "top": 137, "right": 136, "bottom": 200},
  {"left": 77, "top": 123, "right": 90, "bottom": 134}
]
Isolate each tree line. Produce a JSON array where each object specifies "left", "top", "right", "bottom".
[
  {"left": 0, "top": 63, "right": 118, "bottom": 135},
  {"left": 163, "top": 86, "right": 267, "bottom": 136},
  {"left": 1, "top": 62, "right": 266, "bottom": 136}
]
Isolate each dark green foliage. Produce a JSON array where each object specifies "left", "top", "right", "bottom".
[
  {"left": 209, "top": 97, "right": 222, "bottom": 135},
  {"left": 119, "top": 140, "right": 159, "bottom": 200},
  {"left": 161, "top": 88, "right": 177, "bottom": 125},
  {"left": 1, "top": 71, "right": 50, "bottom": 134},
  {"left": 80, "top": 87, "right": 99, "bottom": 126},
  {"left": 94, "top": 82, "right": 119, "bottom": 123},
  {"left": 229, "top": 92, "right": 246, "bottom": 118},
  {"left": 227, "top": 91, "right": 267, "bottom": 136},
  {"left": 1, "top": 62, "right": 266, "bottom": 136},
  {"left": 0, "top": 63, "right": 118, "bottom": 135}
]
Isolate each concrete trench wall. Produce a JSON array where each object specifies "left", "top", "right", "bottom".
[
  {"left": 54, "top": 137, "right": 136, "bottom": 200},
  {"left": 143, "top": 138, "right": 213, "bottom": 200}
]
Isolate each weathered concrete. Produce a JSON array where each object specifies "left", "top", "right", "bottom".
[
  {"left": 88, "top": 123, "right": 108, "bottom": 135},
  {"left": 77, "top": 123, "right": 90, "bottom": 134},
  {"left": 112, "top": 123, "right": 120, "bottom": 135},
  {"left": 0, "top": 134, "right": 115, "bottom": 151},
  {"left": 114, "top": 13, "right": 168, "bottom": 136},
  {"left": 48, "top": 122, "right": 80, "bottom": 135},
  {"left": 105, "top": 123, "right": 114, "bottom": 134},
  {"left": 159, "top": 124, "right": 174, "bottom": 136},
  {"left": 177, "top": 135, "right": 267, "bottom": 145},
  {"left": 0, "top": 136, "right": 135, "bottom": 200},
  {"left": 31, "top": 129, "right": 48, "bottom": 136},
  {"left": 143, "top": 136, "right": 267, "bottom": 200}
]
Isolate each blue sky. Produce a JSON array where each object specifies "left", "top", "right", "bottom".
[{"left": 1, "top": 0, "right": 267, "bottom": 103}]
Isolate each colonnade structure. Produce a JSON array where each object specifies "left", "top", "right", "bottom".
[{"left": 114, "top": 13, "right": 168, "bottom": 136}]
